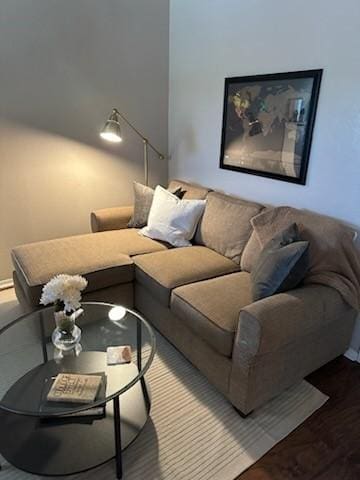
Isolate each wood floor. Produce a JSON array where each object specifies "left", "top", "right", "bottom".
[{"left": 237, "top": 356, "right": 360, "bottom": 480}]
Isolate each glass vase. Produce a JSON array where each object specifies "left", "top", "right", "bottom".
[{"left": 52, "top": 309, "right": 82, "bottom": 359}]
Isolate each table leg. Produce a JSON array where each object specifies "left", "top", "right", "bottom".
[
  {"left": 140, "top": 376, "right": 151, "bottom": 414},
  {"left": 39, "top": 311, "right": 48, "bottom": 364},
  {"left": 136, "top": 318, "right": 142, "bottom": 372},
  {"left": 113, "top": 396, "right": 122, "bottom": 479}
]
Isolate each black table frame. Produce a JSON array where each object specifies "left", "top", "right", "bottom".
[{"left": 0, "top": 304, "right": 154, "bottom": 479}]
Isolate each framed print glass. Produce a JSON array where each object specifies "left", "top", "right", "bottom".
[{"left": 219, "top": 69, "right": 323, "bottom": 184}]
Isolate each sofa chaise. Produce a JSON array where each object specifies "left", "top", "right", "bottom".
[{"left": 11, "top": 180, "right": 357, "bottom": 415}]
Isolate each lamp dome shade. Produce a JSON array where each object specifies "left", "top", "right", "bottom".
[{"left": 100, "top": 110, "right": 122, "bottom": 143}]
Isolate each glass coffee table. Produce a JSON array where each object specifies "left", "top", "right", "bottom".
[{"left": 0, "top": 302, "right": 156, "bottom": 479}]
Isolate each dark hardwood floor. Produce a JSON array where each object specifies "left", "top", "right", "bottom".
[{"left": 236, "top": 357, "right": 360, "bottom": 480}]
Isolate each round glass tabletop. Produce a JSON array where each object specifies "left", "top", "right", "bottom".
[{"left": 0, "top": 302, "right": 156, "bottom": 417}]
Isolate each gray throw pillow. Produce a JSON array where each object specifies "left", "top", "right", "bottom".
[
  {"left": 128, "top": 182, "right": 154, "bottom": 228},
  {"left": 251, "top": 223, "right": 309, "bottom": 301},
  {"left": 128, "top": 182, "right": 186, "bottom": 228}
]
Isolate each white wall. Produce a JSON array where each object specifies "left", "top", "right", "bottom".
[
  {"left": 169, "top": 0, "right": 360, "bottom": 227},
  {"left": 0, "top": 0, "right": 169, "bottom": 280},
  {"left": 169, "top": 0, "right": 360, "bottom": 351}
]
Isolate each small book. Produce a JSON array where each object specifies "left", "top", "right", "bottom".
[
  {"left": 107, "top": 345, "right": 132, "bottom": 365},
  {"left": 47, "top": 373, "right": 102, "bottom": 404},
  {"left": 39, "top": 373, "right": 107, "bottom": 418},
  {"left": 61, "top": 406, "right": 105, "bottom": 418}
]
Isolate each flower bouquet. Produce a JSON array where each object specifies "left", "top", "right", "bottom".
[{"left": 40, "top": 274, "right": 88, "bottom": 357}]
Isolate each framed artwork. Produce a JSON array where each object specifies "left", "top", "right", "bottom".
[{"left": 219, "top": 69, "right": 323, "bottom": 184}]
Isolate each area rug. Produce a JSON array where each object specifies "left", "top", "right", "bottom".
[{"left": 0, "top": 289, "right": 328, "bottom": 480}]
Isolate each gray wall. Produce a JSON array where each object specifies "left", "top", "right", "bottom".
[
  {"left": 0, "top": 0, "right": 169, "bottom": 280},
  {"left": 169, "top": 0, "right": 360, "bottom": 351}
]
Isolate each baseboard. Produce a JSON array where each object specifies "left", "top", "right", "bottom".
[
  {"left": 0, "top": 278, "right": 14, "bottom": 291},
  {"left": 344, "top": 347, "right": 360, "bottom": 363}
]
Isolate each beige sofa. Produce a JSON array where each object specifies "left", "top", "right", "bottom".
[{"left": 11, "top": 180, "right": 357, "bottom": 415}]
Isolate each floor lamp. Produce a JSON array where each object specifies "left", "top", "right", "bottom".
[{"left": 100, "top": 108, "right": 165, "bottom": 186}]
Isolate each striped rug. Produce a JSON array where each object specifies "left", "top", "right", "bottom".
[{"left": 0, "top": 290, "right": 328, "bottom": 480}]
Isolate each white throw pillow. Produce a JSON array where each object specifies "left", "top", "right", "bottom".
[{"left": 139, "top": 186, "right": 206, "bottom": 247}]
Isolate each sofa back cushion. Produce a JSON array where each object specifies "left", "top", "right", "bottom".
[
  {"left": 195, "top": 192, "right": 264, "bottom": 264},
  {"left": 167, "top": 179, "right": 211, "bottom": 200}
]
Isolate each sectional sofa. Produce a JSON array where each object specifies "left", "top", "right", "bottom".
[{"left": 11, "top": 180, "right": 356, "bottom": 415}]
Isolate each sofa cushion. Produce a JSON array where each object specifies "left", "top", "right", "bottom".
[
  {"left": 106, "top": 228, "right": 170, "bottom": 256},
  {"left": 12, "top": 229, "right": 169, "bottom": 307},
  {"left": 134, "top": 246, "right": 239, "bottom": 306},
  {"left": 167, "top": 179, "right": 211, "bottom": 200},
  {"left": 171, "top": 272, "right": 253, "bottom": 357},
  {"left": 195, "top": 192, "right": 263, "bottom": 264}
]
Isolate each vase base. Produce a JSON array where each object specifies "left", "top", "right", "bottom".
[
  {"left": 52, "top": 322, "right": 82, "bottom": 359},
  {"left": 54, "top": 343, "right": 82, "bottom": 360}
]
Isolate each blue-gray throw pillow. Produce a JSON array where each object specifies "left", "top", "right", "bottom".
[{"left": 251, "top": 223, "right": 309, "bottom": 301}]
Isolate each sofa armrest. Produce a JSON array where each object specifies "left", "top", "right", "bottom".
[
  {"left": 233, "top": 284, "right": 355, "bottom": 363},
  {"left": 90, "top": 206, "right": 134, "bottom": 232}
]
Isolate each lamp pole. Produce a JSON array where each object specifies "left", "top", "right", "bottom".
[
  {"left": 104, "top": 108, "right": 165, "bottom": 186},
  {"left": 143, "top": 139, "right": 149, "bottom": 187}
]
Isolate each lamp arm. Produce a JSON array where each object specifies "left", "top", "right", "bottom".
[{"left": 113, "top": 108, "right": 165, "bottom": 159}]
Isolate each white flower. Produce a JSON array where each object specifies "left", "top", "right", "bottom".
[{"left": 40, "top": 274, "right": 88, "bottom": 312}]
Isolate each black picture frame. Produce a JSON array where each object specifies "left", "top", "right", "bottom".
[{"left": 219, "top": 69, "right": 323, "bottom": 185}]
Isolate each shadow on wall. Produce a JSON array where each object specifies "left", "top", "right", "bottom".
[{"left": 0, "top": 119, "right": 148, "bottom": 281}]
